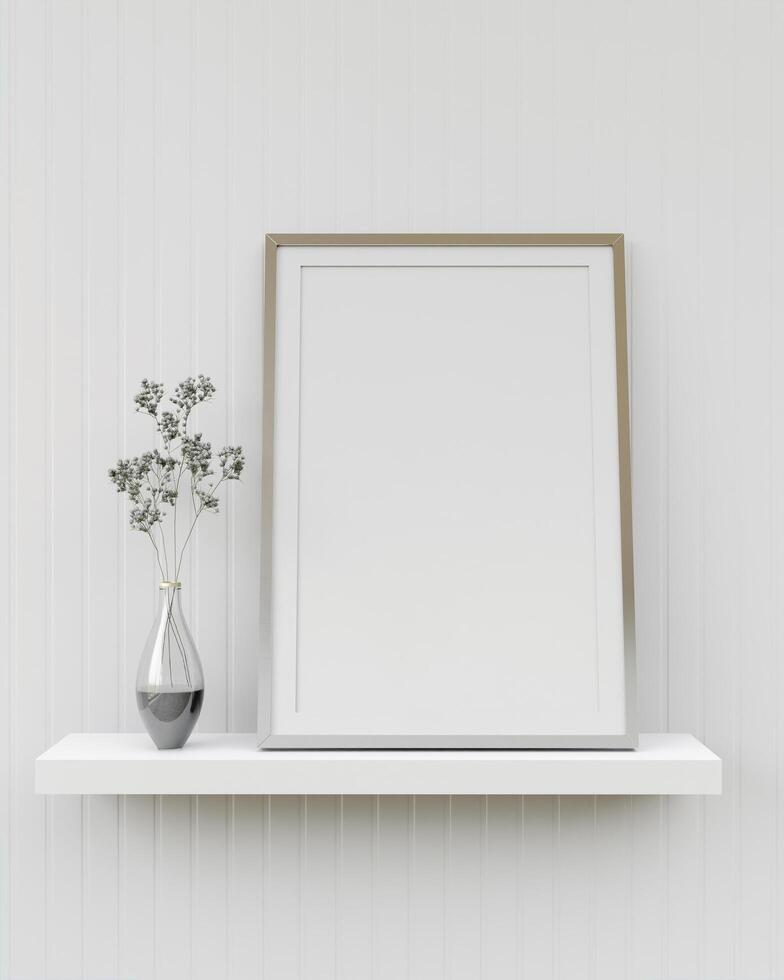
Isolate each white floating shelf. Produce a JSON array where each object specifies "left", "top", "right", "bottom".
[{"left": 36, "top": 733, "right": 721, "bottom": 796}]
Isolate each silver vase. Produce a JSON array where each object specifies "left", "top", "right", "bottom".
[{"left": 136, "top": 581, "right": 204, "bottom": 749}]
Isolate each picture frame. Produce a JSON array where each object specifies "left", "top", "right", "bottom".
[{"left": 258, "top": 234, "right": 636, "bottom": 749}]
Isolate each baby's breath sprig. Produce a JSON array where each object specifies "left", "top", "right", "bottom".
[{"left": 110, "top": 376, "right": 245, "bottom": 582}]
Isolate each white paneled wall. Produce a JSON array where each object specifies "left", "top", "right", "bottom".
[{"left": 1, "top": 0, "right": 781, "bottom": 977}]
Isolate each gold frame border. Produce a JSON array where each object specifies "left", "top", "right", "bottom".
[{"left": 260, "top": 233, "right": 636, "bottom": 749}]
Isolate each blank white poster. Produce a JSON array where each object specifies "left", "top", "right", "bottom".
[{"left": 264, "top": 243, "right": 630, "bottom": 746}]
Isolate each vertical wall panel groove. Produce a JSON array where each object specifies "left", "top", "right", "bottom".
[
  {"left": 79, "top": 7, "right": 89, "bottom": 974},
  {"left": 771, "top": 7, "right": 784, "bottom": 973},
  {"left": 768, "top": 1, "right": 779, "bottom": 966},
  {"left": 1, "top": 0, "right": 13, "bottom": 970},
  {"left": 116, "top": 0, "right": 128, "bottom": 970},
  {"left": 0, "top": 0, "right": 11, "bottom": 971},
  {"left": 12, "top": 1, "right": 48, "bottom": 974},
  {"left": 43, "top": 0, "right": 53, "bottom": 973},
  {"left": 226, "top": 0, "right": 236, "bottom": 736}
]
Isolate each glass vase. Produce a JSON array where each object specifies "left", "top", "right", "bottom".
[{"left": 136, "top": 581, "right": 204, "bottom": 749}]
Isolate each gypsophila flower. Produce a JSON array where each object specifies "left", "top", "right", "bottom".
[
  {"left": 110, "top": 376, "right": 245, "bottom": 582},
  {"left": 134, "top": 378, "right": 165, "bottom": 417},
  {"left": 109, "top": 452, "right": 155, "bottom": 502},
  {"left": 171, "top": 375, "right": 216, "bottom": 432},
  {"left": 159, "top": 410, "right": 180, "bottom": 445},
  {"left": 181, "top": 433, "right": 214, "bottom": 481},
  {"left": 130, "top": 500, "right": 163, "bottom": 532},
  {"left": 195, "top": 486, "right": 220, "bottom": 512},
  {"left": 219, "top": 446, "right": 245, "bottom": 480}
]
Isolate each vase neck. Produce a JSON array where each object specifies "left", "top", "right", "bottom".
[{"left": 157, "top": 582, "right": 183, "bottom": 613}]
